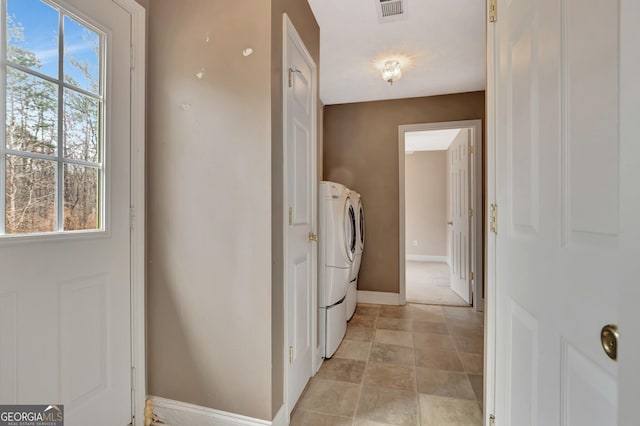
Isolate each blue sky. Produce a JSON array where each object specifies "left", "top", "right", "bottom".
[{"left": 7, "top": 0, "right": 100, "bottom": 93}]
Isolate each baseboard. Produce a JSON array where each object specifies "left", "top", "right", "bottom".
[
  {"left": 406, "top": 255, "right": 449, "bottom": 263},
  {"left": 357, "top": 290, "right": 400, "bottom": 305},
  {"left": 150, "top": 396, "right": 284, "bottom": 426}
]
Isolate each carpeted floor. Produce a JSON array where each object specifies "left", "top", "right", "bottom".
[{"left": 406, "top": 261, "right": 469, "bottom": 307}]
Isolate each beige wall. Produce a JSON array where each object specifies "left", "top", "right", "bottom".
[
  {"left": 147, "top": 0, "right": 273, "bottom": 420},
  {"left": 405, "top": 151, "right": 447, "bottom": 257},
  {"left": 147, "top": 0, "right": 318, "bottom": 420},
  {"left": 270, "top": 0, "right": 319, "bottom": 415},
  {"left": 323, "top": 91, "right": 485, "bottom": 294}
]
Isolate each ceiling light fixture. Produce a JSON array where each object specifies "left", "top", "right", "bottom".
[{"left": 381, "top": 60, "right": 402, "bottom": 85}]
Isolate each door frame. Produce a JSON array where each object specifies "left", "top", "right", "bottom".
[
  {"left": 112, "top": 0, "right": 146, "bottom": 423},
  {"left": 282, "top": 13, "right": 319, "bottom": 416},
  {"left": 398, "top": 120, "right": 483, "bottom": 311}
]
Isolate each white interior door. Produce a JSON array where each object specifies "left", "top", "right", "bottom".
[
  {"left": 0, "top": 0, "right": 133, "bottom": 424},
  {"left": 448, "top": 129, "right": 471, "bottom": 304},
  {"left": 284, "top": 15, "right": 317, "bottom": 414},
  {"left": 491, "top": 0, "right": 638, "bottom": 424}
]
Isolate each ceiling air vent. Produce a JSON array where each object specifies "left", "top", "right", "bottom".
[{"left": 376, "top": 0, "right": 407, "bottom": 23}]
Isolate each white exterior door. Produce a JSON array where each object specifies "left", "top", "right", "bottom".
[
  {"left": 0, "top": 0, "right": 133, "bottom": 425},
  {"left": 284, "top": 15, "right": 317, "bottom": 413},
  {"left": 448, "top": 129, "right": 471, "bottom": 304},
  {"left": 490, "top": 0, "right": 639, "bottom": 424}
]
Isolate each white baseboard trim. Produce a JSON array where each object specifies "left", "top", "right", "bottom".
[
  {"left": 150, "top": 396, "right": 284, "bottom": 426},
  {"left": 357, "top": 290, "right": 400, "bottom": 305},
  {"left": 406, "top": 255, "right": 449, "bottom": 263}
]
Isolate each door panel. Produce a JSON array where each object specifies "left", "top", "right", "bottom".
[
  {"left": 449, "top": 130, "right": 471, "bottom": 303},
  {"left": 285, "top": 16, "right": 317, "bottom": 413},
  {"left": 0, "top": 1, "right": 132, "bottom": 424},
  {"left": 493, "top": 0, "right": 624, "bottom": 423}
]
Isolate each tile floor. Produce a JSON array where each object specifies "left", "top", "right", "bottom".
[{"left": 291, "top": 303, "right": 484, "bottom": 426}]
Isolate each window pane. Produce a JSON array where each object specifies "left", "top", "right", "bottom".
[
  {"left": 6, "top": 0, "right": 59, "bottom": 79},
  {"left": 5, "top": 155, "right": 56, "bottom": 234},
  {"left": 63, "top": 16, "right": 100, "bottom": 94},
  {"left": 64, "top": 88, "right": 99, "bottom": 162},
  {"left": 5, "top": 67, "right": 58, "bottom": 155},
  {"left": 63, "top": 164, "right": 98, "bottom": 231}
]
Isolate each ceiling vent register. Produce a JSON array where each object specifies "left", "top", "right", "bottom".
[{"left": 377, "top": 0, "right": 407, "bottom": 23}]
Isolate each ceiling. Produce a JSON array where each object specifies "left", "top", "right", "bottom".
[
  {"left": 405, "top": 129, "right": 462, "bottom": 152},
  {"left": 307, "top": 0, "right": 486, "bottom": 105}
]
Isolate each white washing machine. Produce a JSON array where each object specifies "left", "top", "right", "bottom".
[
  {"left": 319, "top": 181, "right": 356, "bottom": 358},
  {"left": 346, "top": 191, "right": 364, "bottom": 320}
]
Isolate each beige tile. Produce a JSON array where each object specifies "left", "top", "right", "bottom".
[
  {"left": 375, "top": 329, "right": 414, "bottom": 348},
  {"left": 419, "top": 394, "right": 483, "bottom": 426},
  {"left": 441, "top": 306, "right": 479, "bottom": 319},
  {"left": 354, "top": 419, "right": 398, "bottom": 426},
  {"left": 415, "top": 347, "right": 464, "bottom": 372},
  {"left": 357, "top": 386, "right": 419, "bottom": 426},
  {"left": 453, "top": 334, "right": 484, "bottom": 355},
  {"left": 290, "top": 409, "right": 353, "bottom": 426},
  {"left": 369, "top": 343, "right": 415, "bottom": 366},
  {"left": 410, "top": 310, "right": 445, "bottom": 322},
  {"left": 413, "top": 332, "right": 456, "bottom": 352},
  {"left": 409, "top": 304, "right": 443, "bottom": 314},
  {"left": 349, "top": 314, "right": 378, "bottom": 328},
  {"left": 298, "top": 378, "right": 361, "bottom": 417},
  {"left": 346, "top": 325, "right": 375, "bottom": 342},
  {"left": 376, "top": 317, "right": 412, "bottom": 331},
  {"left": 467, "top": 374, "right": 483, "bottom": 403},
  {"left": 335, "top": 340, "right": 372, "bottom": 361},
  {"left": 412, "top": 320, "right": 449, "bottom": 335},
  {"left": 446, "top": 323, "right": 484, "bottom": 339},
  {"left": 364, "top": 362, "right": 416, "bottom": 391},
  {"left": 316, "top": 358, "right": 366, "bottom": 384},
  {"left": 416, "top": 368, "right": 476, "bottom": 400},
  {"left": 459, "top": 352, "right": 483, "bottom": 374},
  {"left": 357, "top": 304, "right": 381, "bottom": 317},
  {"left": 379, "top": 305, "right": 412, "bottom": 319}
]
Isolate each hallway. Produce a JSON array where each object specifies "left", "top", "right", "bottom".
[
  {"left": 291, "top": 303, "right": 484, "bottom": 425},
  {"left": 405, "top": 262, "right": 468, "bottom": 307}
]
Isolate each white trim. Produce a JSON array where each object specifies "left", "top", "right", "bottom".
[
  {"left": 282, "top": 13, "right": 318, "bottom": 418},
  {"left": 150, "top": 397, "right": 283, "bottom": 426},
  {"left": 271, "top": 405, "right": 287, "bottom": 426},
  {"left": 398, "top": 120, "right": 483, "bottom": 310},
  {"left": 405, "top": 255, "right": 449, "bottom": 263},
  {"left": 485, "top": 0, "right": 497, "bottom": 422},
  {"left": 110, "top": 0, "right": 146, "bottom": 424},
  {"left": 357, "top": 290, "right": 400, "bottom": 306}
]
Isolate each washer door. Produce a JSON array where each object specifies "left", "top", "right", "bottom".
[
  {"left": 343, "top": 199, "right": 356, "bottom": 263},
  {"left": 358, "top": 201, "right": 365, "bottom": 251}
]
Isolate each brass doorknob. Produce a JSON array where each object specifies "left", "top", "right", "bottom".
[
  {"left": 447, "top": 221, "right": 453, "bottom": 226},
  {"left": 601, "top": 324, "right": 618, "bottom": 361}
]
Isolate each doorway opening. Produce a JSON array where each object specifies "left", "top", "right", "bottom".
[{"left": 399, "top": 120, "right": 483, "bottom": 311}]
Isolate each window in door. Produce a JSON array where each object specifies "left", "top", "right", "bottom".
[{"left": 1, "top": 0, "right": 105, "bottom": 235}]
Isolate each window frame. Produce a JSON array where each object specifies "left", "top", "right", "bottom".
[{"left": 0, "top": 0, "right": 107, "bottom": 238}]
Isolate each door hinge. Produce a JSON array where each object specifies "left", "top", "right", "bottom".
[
  {"left": 289, "top": 346, "right": 294, "bottom": 364},
  {"left": 468, "top": 145, "right": 474, "bottom": 154},
  {"left": 490, "top": 414, "right": 496, "bottom": 426},
  {"left": 469, "top": 208, "right": 474, "bottom": 217},
  {"left": 308, "top": 232, "right": 318, "bottom": 242},
  {"left": 490, "top": 204, "right": 498, "bottom": 234},
  {"left": 288, "top": 68, "right": 302, "bottom": 88},
  {"left": 489, "top": 0, "right": 497, "bottom": 22},
  {"left": 288, "top": 207, "right": 293, "bottom": 225},
  {"left": 470, "top": 271, "right": 474, "bottom": 281},
  {"left": 129, "top": 207, "right": 135, "bottom": 231}
]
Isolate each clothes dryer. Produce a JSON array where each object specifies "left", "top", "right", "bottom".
[
  {"left": 319, "top": 181, "right": 356, "bottom": 358},
  {"left": 346, "top": 191, "right": 364, "bottom": 320}
]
